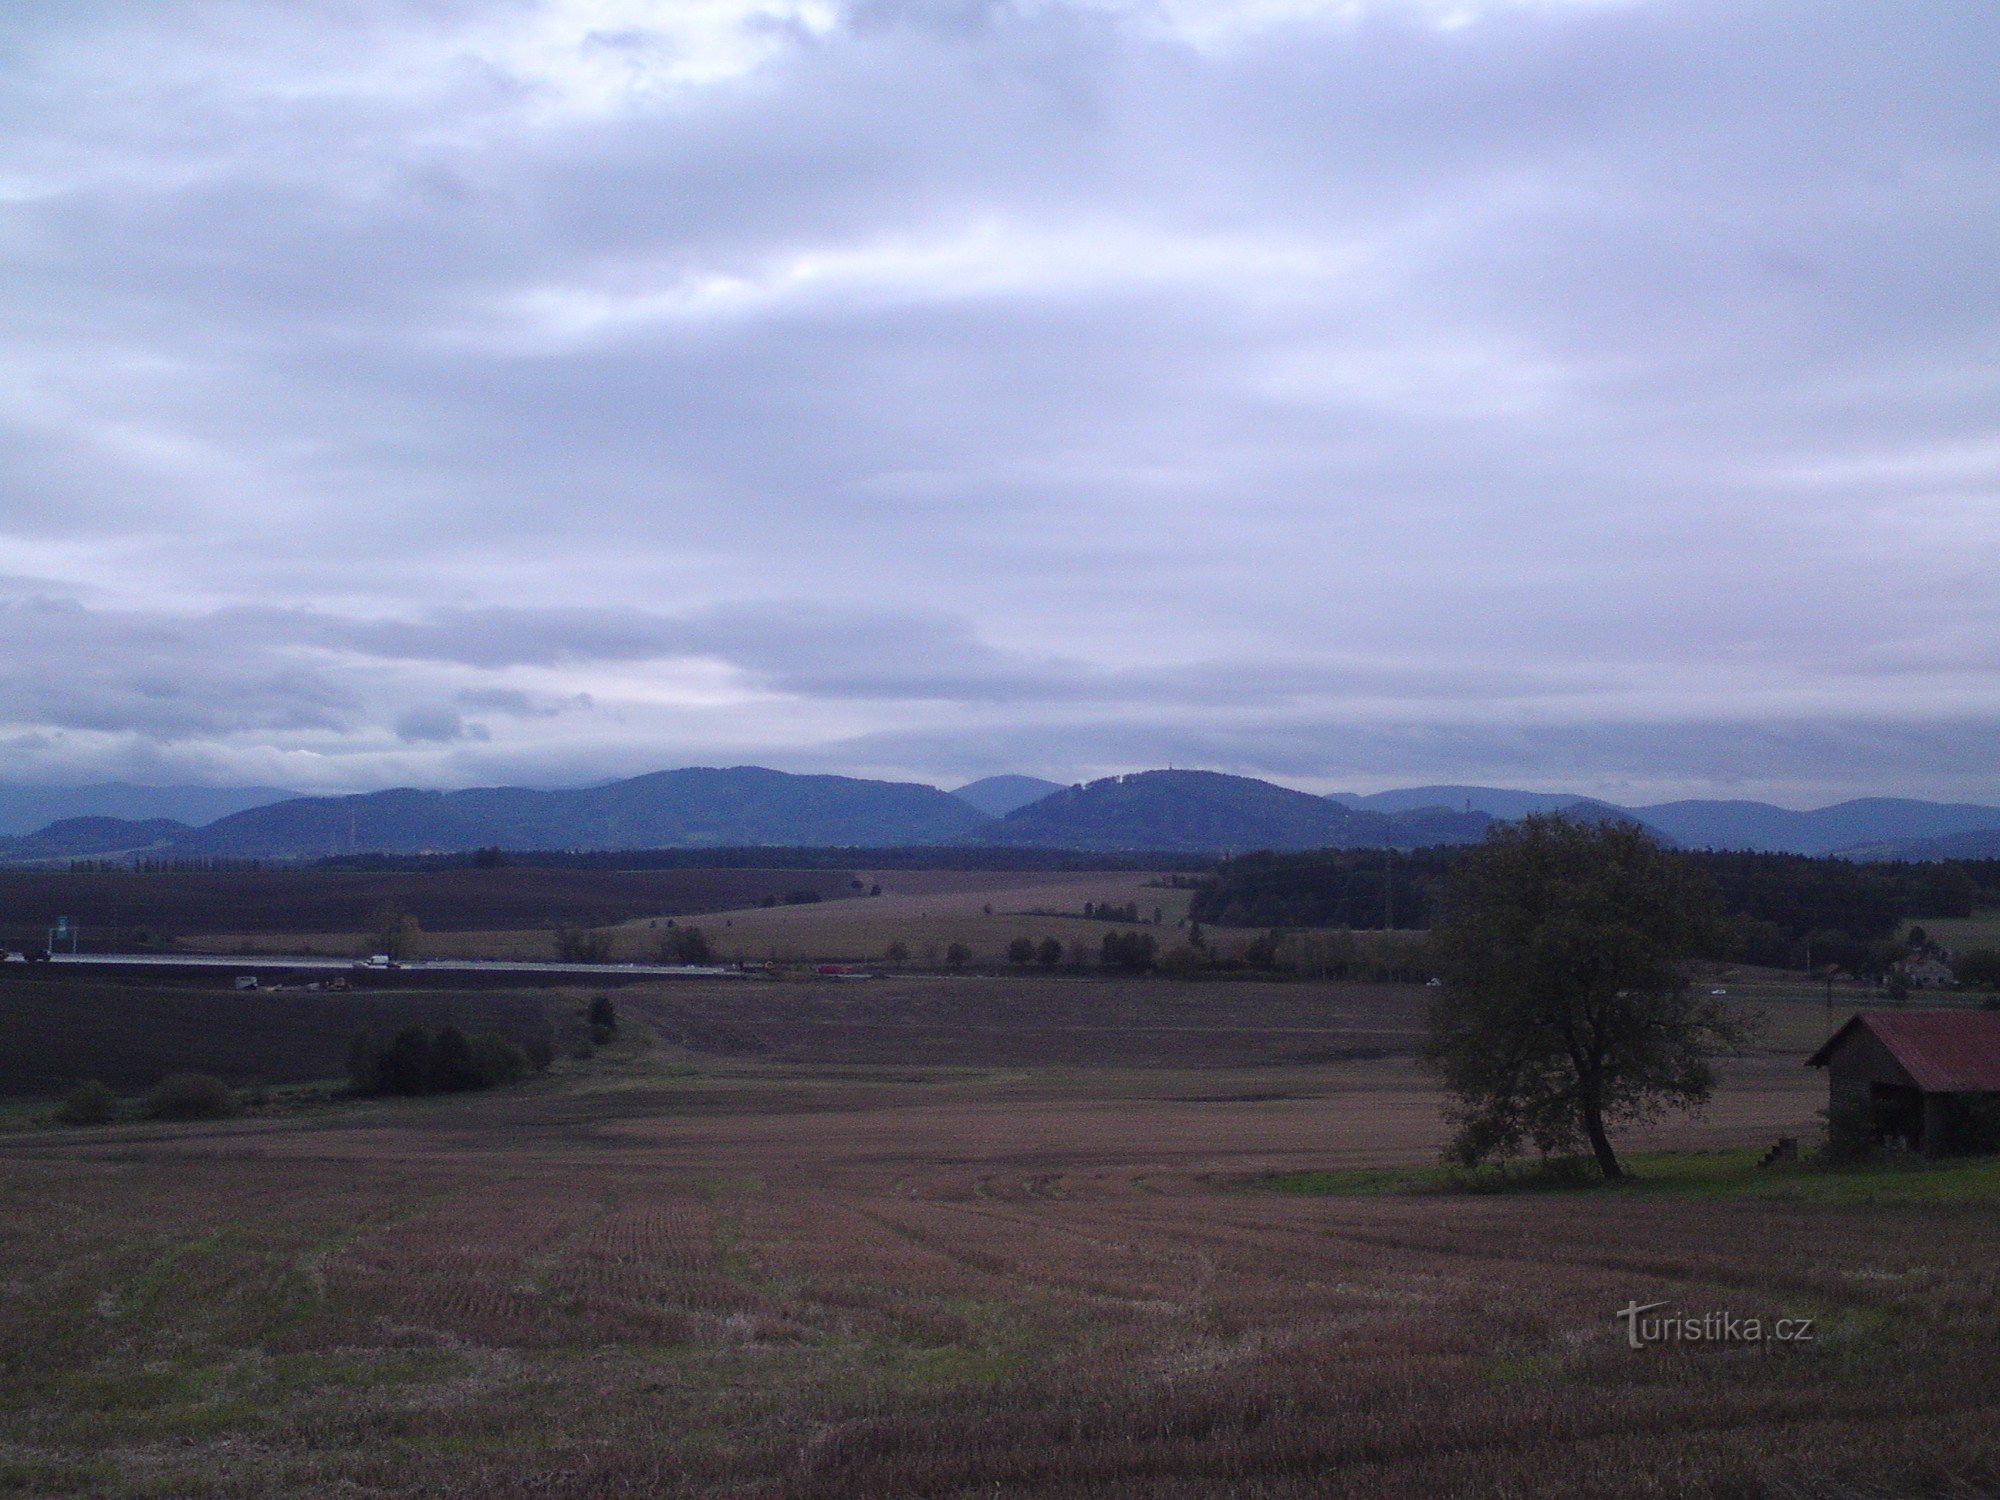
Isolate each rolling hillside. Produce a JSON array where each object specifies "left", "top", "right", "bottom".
[
  {"left": 979, "top": 770, "right": 1491, "bottom": 853},
  {"left": 173, "top": 767, "right": 991, "bottom": 859}
]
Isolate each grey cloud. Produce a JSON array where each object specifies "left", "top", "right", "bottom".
[{"left": 0, "top": 2, "right": 1997, "bottom": 799}]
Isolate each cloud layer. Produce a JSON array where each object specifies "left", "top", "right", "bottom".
[{"left": 2, "top": 1, "right": 1997, "bottom": 802}]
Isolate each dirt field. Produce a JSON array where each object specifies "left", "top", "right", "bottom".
[
  {"left": 8, "top": 983, "right": 1985, "bottom": 1496},
  {"left": 0, "top": 977, "right": 567, "bottom": 1097},
  {"left": 0, "top": 866, "right": 867, "bottom": 944}
]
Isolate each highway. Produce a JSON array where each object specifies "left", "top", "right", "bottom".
[{"left": 9, "top": 952, "right": 747, "bottom": 980}]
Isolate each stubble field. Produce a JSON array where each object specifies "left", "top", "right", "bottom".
[{"left": 2, "top": 983, "right": 1994, "bottom": 1497}]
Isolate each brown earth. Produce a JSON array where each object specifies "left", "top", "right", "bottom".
[{"left": 6, "top": 984, "right": 1977, "bottom": 1497}]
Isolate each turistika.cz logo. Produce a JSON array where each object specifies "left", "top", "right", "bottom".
[{"left": 1615, "top": 1300, "right": 1816, "bottom": 1350}]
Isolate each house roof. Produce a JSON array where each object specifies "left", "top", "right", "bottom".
[{"left": 1807, "top": 1010, "right": 2000, "bottom": 1092}]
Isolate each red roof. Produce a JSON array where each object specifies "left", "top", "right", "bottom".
[{"left": 1808, "top": 1010, "right": 2000, "bottom": 1092}]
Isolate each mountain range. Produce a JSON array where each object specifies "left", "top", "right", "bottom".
[
  {"left": 1333, "top": 785, "right": 2000, "bottom": 857},
  {"left": 1, "top": 769, "right": 1996, "bottom": 864},
  {"left": 0, "top": 782, "right": 295, "bottom": 837}
]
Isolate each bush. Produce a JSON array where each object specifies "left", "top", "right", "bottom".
[
  {"left": 346, "top": 1024, "right": 538, "bottom": 1097},
  {"left": 588, "top": 994, "right": 618, "bottom": 1046},
  {"left": 945, "top": 942, "right": 972, "bottom": 969},
  {"left": 1957, "top": 947, "right": 2000, "bottom": 990},
  {"left": 554, "top": 924, "right": 614, "bottom": 963},
  {"left": 471, "top": 1031, "right": 530, "bottom": 1087},
  {"left": 56, "top": 1079, "right": 119, "bottom": 1125},
  {"left": 430, "top": 1025, "right": 482, "bottom": 1092},
  {"left": 661, "top": 925, "right": 712, "bottom": 964},
  {"left": 1036, "top": 936, "right": 1064, "bottom": 968},
  {"left": 1100, "top": 931, "right": 1156, "bottom": 972},
  {"left": 1818, "top": 1095, "right": 1878, "bottom": 1164},
  {"left": 885, "top": 940, "right": 910, "bottom": 965},
  {"left": 377, "top": 1025, "right": 436, "bottom": 1096},
  {"left": 346, "top": 1027, "right": 383, "bottom": 1095},
  {"left": 1007, "top": 936, "right": 1035, "bottom": 966},
  {"left": 143, "top": 1072, "right": 235, "bottom": 1121}
]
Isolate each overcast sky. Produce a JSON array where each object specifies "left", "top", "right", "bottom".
[{"left": 2, "top": 0, "right": 1996, "bottom": 806}]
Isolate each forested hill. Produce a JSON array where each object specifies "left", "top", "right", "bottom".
[
  {"left": 173, "top": 768, "right": 989, "bottom": 858},
  {"left": 978, "top": 770, "right": 1490, "bottom": 853}
]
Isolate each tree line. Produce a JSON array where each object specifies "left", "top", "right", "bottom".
[{"left": 1193, "top": 844, "right": 1988, "bottom": 972}]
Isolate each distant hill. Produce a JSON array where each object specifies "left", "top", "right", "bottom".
[
  {"left": 173, "top": 766, "right": 990, "bottom": 859},
  {"left": 0, "top": 817, "right": 191, "bottom": 863},
  {"left": 978, "top": 770, "right": 1491, "bottom": 853},
  {"left": 0, "top": 782, "right": 294, "bottom": 837},
  {"left": 1830, "top": 828, "right": 2000, "bottom": 862},
  {"left": 1630, "top": 797, "right": 2000, "bottom": 856},
  {"left": 1333, "top": 784, "right": 1669, "bottom": 840},
  {"left": 951, "top": 775, "right": 1067, "bottom": 818},
  {"left": 1332, "top": 785, "right": 1599, "bottom": 818},
  {"left": 1326, "top": 785, "right": 2000, "bottom": 856}
]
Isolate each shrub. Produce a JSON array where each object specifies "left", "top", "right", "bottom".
[
  {"left": 1007, "top": 937, "right": 1035, "bottom": 966},
  {"left": 347, "top": 1024, "right": 537, "bottom": 1097},
  {"left": 430, "top": 1025, "right": 482, "bottom": 1092},
  {"left": 554, "top": 924, "right": 614, "bottom": 963},
  {"left": 143, "top": 1072, "right": 235, "bottom": 1121},
  {"left": 377, "top": 1025, "right": 436, "bottom": 1096},
  {"left": 588, "top": 994, "right": 618, "bottom": 1046},
  {"left": 346, "top": 1027, "right": 383, "bottom": 1095},
  {"left": 1818, "top": 1095, "right": 1878, "bottom": 1164},
  {"left": 1036, "top": 937, "right": 1063, "bottom": 968},
  {"left": 945, "top": 942, "right": 972, "bottom": 969},
  {"left": 1957, "top": 947, "right": 2000, "bottom": 990},
  {"left": 56, "top": 1079, "right": 119, "bottom": 1126},
  {"left": 886, "top": 941, "right": 910, "bottom": 965},
  {"left": 1100, "top": 931, "right": 1156, "bottom": 972},
  {"left": 471, "top": 1031, "right": 530, "bottom": 1087},
  {"left": 661, "top": 925, "right": 711, "bottom": 963}
]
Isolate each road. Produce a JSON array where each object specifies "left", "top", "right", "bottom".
[{"left": 8, "top": 953, "right": 748, "bottom": 980}]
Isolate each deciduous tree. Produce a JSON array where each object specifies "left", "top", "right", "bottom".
[{"left": 1422, "top": 815, "right": 1745, "bottom": 1181}]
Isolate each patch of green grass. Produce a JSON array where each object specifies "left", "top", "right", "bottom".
[{"left": 1261, "top": 1149, "right": 2000, "bottom": 1205}]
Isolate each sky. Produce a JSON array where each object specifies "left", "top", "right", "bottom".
[{"left": 1, "top": 0, "right": 1997, "bottom": 807}]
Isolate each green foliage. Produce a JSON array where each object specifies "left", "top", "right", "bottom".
[
  {"left": 470, "top": 1031, "right": 530, "bottom": 1087},
  {"left": 1084, "top": 900, "right": 1141, "bottom": 922},
  {"left": 1940, "top": 1094, "right": 2000, "bottom": 1156},
  {"left": 346, "top": 1024, "right": 538, "bottom": 1098},
  {"left": 1035, "top": 936, "right": 1063, "bottom": 968},
  {"left": 1006, "top": 936, "right": 1036, "bottom": 965},
  {"left": 1422, "top": 816, "right": 1746, "bottom": 1181},
  {"left": 885, "top": 940, "right": 910, "bottom": 965},
  {"left": 143, "top": 1072, "right": 235, "bottom": 1121},
  {"left": 553, "top": 924, "right": 613, "bottom": 962},
  {"left": 368, "top": 903, "right": 420, "bottom": 960},
  {"left": 1242, "top": 930, "right": 1285, "bottom": 968},
  {"left": 659, "top": 924, "right": 712, "bottom": 963},
  {"left": 1957, "top": 947, "right": 2000, "bottom": 990},
  {"left": 345, "top": 1027, "right": 383, "bottom": 1095},
  {"left": 944, "top": 942, "right": 972, "bottom": 969},
  {"left": 1818, "top": 1095, "right": 1879, "bottom": 1164},
  {"left": 55, "top": 1079, "right": 119, "bottom": 1126},
  {"left": 1099, "top": 931, "right": 1156, "bottom": 971},
  {"left": 588, "top": 994, "right": 618, "bottom": 1046},
  {"left": 1193, "top": 848, "right": 1439, "bottom": 930}
]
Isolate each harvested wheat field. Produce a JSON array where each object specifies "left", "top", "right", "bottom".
[{"left": 2, "top": 984, "right": 1996, "bottom": 1497}]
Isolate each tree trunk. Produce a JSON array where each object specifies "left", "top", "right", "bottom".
[{"left": 1582, "top": 1102, "right": 1623, "bottom": 1181}]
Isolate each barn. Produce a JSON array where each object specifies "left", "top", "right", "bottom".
[{"left": 1807, "top": 1010, "right": 2000, "bottom": 1157}]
